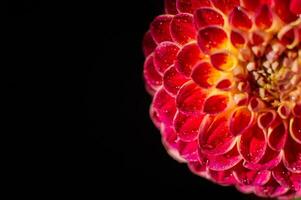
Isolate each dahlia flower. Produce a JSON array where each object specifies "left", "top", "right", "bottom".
[{"left": 142, "top": 0, "right": 301, "bottom": 199}]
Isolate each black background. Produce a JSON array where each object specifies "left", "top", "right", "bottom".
[{"left": 7, "top": 0, "right": 270, "bottom": 199}]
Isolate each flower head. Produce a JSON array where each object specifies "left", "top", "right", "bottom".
[{"left": 143, "top": 0, "right": 301, "bottom": 199}]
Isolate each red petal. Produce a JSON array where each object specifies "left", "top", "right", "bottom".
[
  {"left": 290, "top": 117, "right": 301, "bottom": 144},
  {"left": 170, "top": 13, "right": 197, "bottom": 45},
  {"left": 165, "top": 0, "right": 178, "bottom": 15},
  {"left": 175, "top": 42, "right": 203, "bottom": 77},
  {"left": 244, "top": 147, "right": 282, "bottom": 170},
  {"left": 255, "top": 5, "right": 273, "bottom": 30},
  {"left": 199, "top": 115, "right": 236, "bottom": 155},
  {"left": 254, "top": 178, "right": 289, "bottom": 197},
  {"left": 174, "top": 111, "right": 204, "bottom": 142},
  {"left": 290, "top": 0, "right": 301, "bottom": 15},
  {"left": 230, "top": 30, "right": 246, "bottom": 47},
  {"left": 197, "top": 26, "right": 228, "bottom": 54},
  {"left": 194, "top": 8, "right": 224, "bottom": 29},
  {"left": 188, "top": 160, "right": 207, "bottom": 175},
  {"left": 242, "top": 0, "right": 260, "bottom": 11},
  {"left": 203, "top": 94, "right": 229, "bottom": 114},
  {"left": 230, "top": 107, "right": 253, "bottom": 136},
  {"left": 274, "top": 0, "right": 298, "bottom": 23},
  {"left": 229, "top": 7, "right": 253, "bottom": 31},
  {"left": 163, "top": 65, "right": 188, "bottom": 95},
  {"left": 267, "top": 117, "right": 288, "bottom": 151},
  {"left": 210, "top": 52, "right": 236, "bottom": 71},
  {"left": 178, "top": 140, "right": 199, "bottom": 161},
  {"left": 234, "top": 163, "right": 271, "bottom": 186},
  {"left": 176, "top": 0, "right": 211, "bottom": 14},
  {"left": 191, "top": 62, "right": 221, "bottom": 88},
  {"left": 209, "top": 169, "right": 236, "bottom": 185},
  {"left": 211, "top": 0, "right": 240, "bottom": 14},
  {"left": 152, "top": 89, "right": 177, "bottom": 125},
  {"left": 208, "top": 145, "right": 242, "bottom": 171},
  {"left": 153, "top": 42, "right": 180, "bottom": 74},
  {"left": 143, "top": 31, "right": 157, "bottom": 57},
  {"left": 150, "top": 15, "right": 173, "bottom": 43},
  {"left": 283, "top": 135, "right": 301, "bottom": 173},
  {"left": 238, "top": 124, "right": 266, "bottom": 163},
  {"left": 251, "top": 32, "right": 264, "bottom": 46},
  {"left": 273, "top": 162, "right": 301, "bottom": 191},
  {"left": 293, "top": 103, "right": 301, "bottom": 117},
  {"left": 258, "top": 110, "right": 276, "bottom": 130},
  {"left": 144, "top": 55, "right": 163, "bottom": 93},
  {"left": 176, "top": 81, "right": 208, "bottom": 114},
  {"left": 216, "top": 79, "right": 233, "bottom": 90}
]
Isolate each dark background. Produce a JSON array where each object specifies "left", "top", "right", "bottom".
[{"left": 7, "top": 0, "right": 269, "bottom": 199}]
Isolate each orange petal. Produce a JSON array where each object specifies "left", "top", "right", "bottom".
[
  {"left": 175, "top": 42, "right": 203, "bottom": 77},
  {"left": 170, "top": 13, "right": 197, "bottom": 45},
  {"left": 153, "top": 42, "right": 180, "bottom": 74},
  {"left": 194, "top": 8, "right": 224, "bottom": 30},
  {"left": 229, "top": 7, "right": 253, "bottom": 31},
  {"left": 163, "top": 65, "right": 189, "bottom": 95},
  {"left": 210, "top": 52, "right": 236, "bottom": 71},
  {"left": 176, "top": 0, "right": 211, "bottom": 14},
  {"left": 191, "top": 62, "right": 221, "bottom": 88},
  {"left": 150, "top": 15, "right": 173, "bottom": 43},
  {"left": 197, "top": 26, "right": 228, "bottom": 54},
  {"left": 230, "top": 107, "right": 253, "bottom": 136},
  {"left": 203, "top": 94, "right": 229, "bottom": 114},
  {"left": 176, "top": 81, "right": 208, "bottom": 113}
]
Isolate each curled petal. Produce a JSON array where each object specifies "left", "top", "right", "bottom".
[
  {"left": 164, "top": 0, "right": 178, "bottom": 15},
  {"left": 208, "top": 169, "right": 236, "bottom": 186},
  {"left": 150, "top": 15, "right": 173, "bottom": 43},
  {"left": 170, "top": 13, "right": 197, "bottom": 45},
  {"left": 208, "top": 145, "right": 242, "bottom": 171},
  {"left": 144, "top": 55, "right": 163, "bottom": 94},
  {"left": 290, "top": 117, "right": 301, "bottom": 144},
  {"left": 194, "top": 8, "right": 224, "bottom": 29},
  {"left": 197, "top": 26, "right": 228, "bottom": 54},
  {"left": 258, "top": 110, "right": 276, "bottom": 130},
  {"left": 255, "top": 5, "right": 273, "bottom": 30},
  {"left": 191, "top": 62, "right": 222, "bottom": 88},
  {"left": 244, "top": 147, "right": 282, "bottom": 170},
  {"left": 153, "top": 42, "right": 180, "bottom": 74},
  {"left": 229, "top": 7, "right": 253, "bottom": 31},
  {"left": 283, "top": 135, "right": 301, "bottom": 173},
  {"left": 203, "top": 94, "right": 229, "bottom": 114},
  {"left": 143, "top": 31, "right": 157, "bottom": 57},
  {"left": 163, "top": 65, "right": 189, "bottom": 95},
  {"left": 152, "top": 89, "right": 177, "bottom": 125},
  {"left": 230, "top": 106, "right": 253, "bottom": 136},
  {"left": 176, "top": 81, "right": 208, "bottom": 113},
  {"left": 176, "top": 0, "right": 211, "bottom": 14},
  {"left": 210, "top": 51, "right": 237, "bottom": 72},
  {"left": 199, "top": 115, "right": 236, "bottom": 155},
  {"left": 174, "top": 111, "right": 204, "bottom": 142},
  {"left": 238, "top": 124, "right": 267, "bottom": 164},
  {"left": 211, "top": 0, "right": 240, "bottom": 14},
  {"left": 273, "top": 162, "right": 301, "bottom": 191},
  {"left": 175, "top": 42, "right": 203, "bottom": 77},
  {"left": 233, "top": 163, "right": 271, "bottom": 186},
  {"left": 267, "top": 117, "right": 288, "bottom": 151}
]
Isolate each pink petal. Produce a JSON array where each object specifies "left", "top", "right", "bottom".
[
  {"left": 143, "top": 54, "right": 163, "bottom": 94},
  {"left": 289, "top": 117, "right": 301, "bottom": 144},
  {"left": 283, "top": 135, "right": 301, "bottom": 173},
  {"left": 267, "top": 117, "right": 288, "bottom": 151}
]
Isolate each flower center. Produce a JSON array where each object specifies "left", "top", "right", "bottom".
[{"left": 243, "top": 18, "right": 301, "bottom": 109}]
